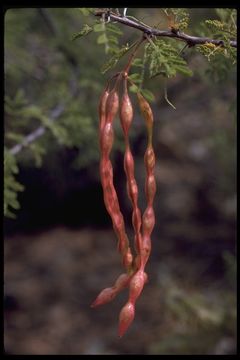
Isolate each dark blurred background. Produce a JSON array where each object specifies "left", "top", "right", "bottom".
[{"left": 4, "top": 8, "right": 236, "bottom": 355}]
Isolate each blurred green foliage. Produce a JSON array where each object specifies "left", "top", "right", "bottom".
[
  {"left": 4, "top": 8, "right": 236, "bottom": 219},
  {"left": 149, "top": 257, "right": 236, "bottom": 354}
]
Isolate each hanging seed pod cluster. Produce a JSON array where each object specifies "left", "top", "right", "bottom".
[{"left": 91, "top": 39, "right": 156, "bottom": 337}]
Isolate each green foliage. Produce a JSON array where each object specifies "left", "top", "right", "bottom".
[
  {"left": 4, "top": 149, "right": 24, "bottom": 218},
  {"left": 93, "top": 21, "right": 123, "bottom": 55},
  {"left": 149, "top": 263, "right": 236, "bottom": 354},
  {"left": 212, "top": 8, "right": 236, "bottom": 37},
  {"left": 101, "top": 42, "right": 136, "bottom": 74},
  {"left": 78, "top": 8, "right": 94, "bottom": 17},
  {"left": 145, "top": 39, "right": 193, "bottom": 78},
  {"left": 162, "top": 8, "right": 190, "bottom": 30},
  {"left": 195, "top": 9, "right": 236, "bottom": 82},
  {"left": 71, "top": 24, "right": 93, "bottom": 41}
]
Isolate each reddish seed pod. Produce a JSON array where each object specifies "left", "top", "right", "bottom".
[
  {"left": 120, "top": 92, "right": 133, "bottom": 135},
  {"left": 99, "top": 89, "right": 110, "bottom": 133},
  {"left": 123, "top": 247, "right": 133, "bottom": 270},
  {"left": 142, "top": 207, "right": 155, "bottom": 233},
  {"left": 99, "top": 85, "right": 133, "bottom": 275},
  {"left": 124, "top": 147, "right": 135, "bottom": 176},
  {"left": 137, "top": 92, "right": 153, "bottom": 129},
  {"left": 92, "top": 272, "right": 131, "bottom": 309},
  {"left": 96, "top": 71, "right": 158, "bottom": 337},
  {"left": 141, "top": 235, "right": 152, "bottom": 263},
  {"left": 118, "top": 301, "right": 135, "bottom": 338},
  {"left": 101, "top": 123, "right": 114, "bottom": 155},
  {"left": 145, "top": 174, "right": 156, "bottom": 202},
  {"left": 91, "top": 287, "right": 116, "bottom": 308},
  {"left": 112, "top": 212, "right": 124, "bottom": 231},
  {"left": 127, "top": 180, "right": 138, "bottom": 202},
  {"left": 144, "top": 146, "right": 155, "bottom": 173},
  {"left": 134, "top": 254, "right": 141, "bottom": 269},
  {"left": 100, "top": 160, "right": 113, "bottom": 183},
  {"left": 132, "top": 208, "right": 141, "bottom": 232},
  {"left": 114, "top": 273, "right": 130, "bottom": 291},
  {"left": 129, "top": 270, "right": 145, "bottom": 302},
  {"left": 143, "top": 272, "right": 148, "bottom": 284},
  {"left": 106, "top": 90, "right": 119, "bottom": 123},
  {"left": 119, "top": 82, "right": 143, "bottom": 260},
  {"left": 117, "top": 232, "right": 128, "bottom": 253}
]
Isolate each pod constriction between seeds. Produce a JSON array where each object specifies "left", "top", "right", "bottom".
[{"left": 92, "top": 42, "right": 157, "bottom": 337}]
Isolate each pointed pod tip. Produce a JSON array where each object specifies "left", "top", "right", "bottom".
[
  {"left": 118, "top": 302, "right": 135, "bottom": 338},
  {"left": 90, "top": 300, "right": 98, "bottom": 308},
  {"left": 118, "top": 322, "right": 129, "bottom": 338},
  {"left": 90, "top": 287, "right": 116, "bottom": 308}
]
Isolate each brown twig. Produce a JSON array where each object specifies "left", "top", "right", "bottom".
[{"left": 95, "top": 9, "right": 237, "bottom": 49}]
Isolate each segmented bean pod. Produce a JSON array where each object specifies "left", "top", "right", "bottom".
[
  {"left": 93, "top": 41, "right": 158, "bottom": 337},
  {"left": 98, "top": 86, "right": 109, "bottom": 134},
  {"left": 137, "top": 92, "right": 156, "bottom": 267},
  {"left": 118, "top": 92, "right": 156, "bottom": 337},
  {"left": 118, "top": 270, "right": 148, "bottom": 337},
  {"left": 120, "top": 79, "right": 142, "bottom": 256},
  {"left": 91, "top": 273, "right": 130, "bottom": 308},
  {"left": 99, "top": 88, "right": 133, "bottom": 271}
]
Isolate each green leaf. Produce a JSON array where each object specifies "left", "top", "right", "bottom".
[
  {"left": 129, "top": 84, "right": 139, "bottom": 94},
  {"left": 140, "top": 89, "right": 155, "bottom": 102},
  {"left": 175, "top": 65, "right": 193, "bottom": 76},
  {"left": 101, "top": 42, "right": 137, "bottom": 74},
  {"left": 108, "top": 35, "right": 119, "bottom": 45},
  {"left": 146, "top": 39, "right": 193, "bottom": 79},
  {"left": 106, "top": 23, "right": 123, "bottom": 35},
  {"left": 97, "top": 33, "right": 108, "bottom": 44},
  {"left": 4, "top": 149, "right": 24, "bottom": 219},
  {"left": 79, "top": 8, "right": 94, "bottom": 16},
  {"left": 93, "top": 23, "right": 104, "bottom": 32},
  {"left": 71, "top": 24, "right": 93, "bottom": 41},
  {"left": 128, "top": 73, "right": 142, "bottom": 83},
  {"left": 132, "top": 58, "right": 144, "bottom": 67}
]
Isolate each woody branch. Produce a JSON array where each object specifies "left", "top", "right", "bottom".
[{"left": 94, "top": 9, "right": 237, "bottom": 49}]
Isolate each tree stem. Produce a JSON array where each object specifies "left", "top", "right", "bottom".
[{"left": 95, "top": 9, "right": 237, "bottom": 49}]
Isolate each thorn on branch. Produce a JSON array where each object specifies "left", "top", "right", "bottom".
[
  {"left": 187, "top": 41, "right": 196, "bottom": 48},
  {"left": 170, "top": 27, "right": 179, "bottom": 35}
]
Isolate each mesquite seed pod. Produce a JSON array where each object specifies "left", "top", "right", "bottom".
[
  {"left": 106, "top": 90, "right": 119, "bottom": 123},
  {"left": 120, "top": 81, "right": 143, "bottom": 257},
  {"left": 129, "top": 270, "right": 145, "bottom": 302},
  {"left": 91, "top": 273, "right": 131, "bottom": 308},
  {"left": 145, "top": 174, "right": 156, "bottom": 204},
  {"left": 120, "top": 91, "right": 133, "bottom": 136},
  {"left": 142, "top": 206, "right": 155, "bottom": 234},
  {"left": 99, "top": 83, "right": 134, "bottom": 274},
  {"left": 114, "top": 273, "right": 130, "bottom": 290},
  {"left": 144, "top": 146, "right": 155, "bottom": 173},
  {"left": 96, "top": 70, "right": 158, "bottom": 337},
  {"left": 123, "top": 247, "right": 134, "bottom": 270},
  {"left": 132, "top": 207, "right": 141, "bottom": 233},
  {"left": 99, "top": 88, "right": 110, "bottom": 133},
  {"left": 118, "top": 301, "right": 135, "bottom": 338},
  {"left": 124, "top": 148, "right": 134, "bottom": 179},
  {"left": 118, "top": 270, "right": 148, "bottom": 337},
  {"left": 101, "top": 123, "right": 114, "bottom": 156},
  {"left": 91, "top": 287, "right": 116, "bottom": 308},
  {"left": 137, "top": 92, "right": 153, "bottom": 130},
  {"left": 141, "top": 235, "right": 152, "bottom": 264}
]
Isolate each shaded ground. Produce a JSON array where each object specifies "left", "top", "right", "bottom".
[{"left": 4, "top": 227, "right": 236, "bottom": 355}]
